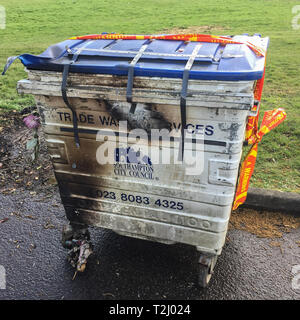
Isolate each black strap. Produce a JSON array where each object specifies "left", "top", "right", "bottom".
[
  {"left": 62, "top": 64, "right": 80, "bottom": 148},
  {"left": 126, "top": 43, "right": 149, "bottom": 112},
  {"left": 178, "top": 43, "right": 202, "bottom": 161},
  {"left": 61, "top": 44, "right": 91, "bottom": 148}
]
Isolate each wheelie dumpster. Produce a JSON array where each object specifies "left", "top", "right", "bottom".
[{"left": 3, "top": 33, "right": 285, "bottom": 287}]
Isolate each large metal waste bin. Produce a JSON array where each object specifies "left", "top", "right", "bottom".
[{"left": 9, "top": 33, "right": 270, "bottom": 286}]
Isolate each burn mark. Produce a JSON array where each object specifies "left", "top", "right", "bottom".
[
  {"left": 218, "top": 122, "right": 241, "bottom": 141},
  {"left": 104, "top": 100, "right": 171, "bottom": 134}
]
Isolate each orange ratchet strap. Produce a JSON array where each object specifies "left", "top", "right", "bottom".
[{"left": 69, "top": 33, "right": 265, "bottom": 57}]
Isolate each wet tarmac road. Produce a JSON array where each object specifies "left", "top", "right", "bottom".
[{"left": 0, "top": 189, "right": 300, "bottom": 300}]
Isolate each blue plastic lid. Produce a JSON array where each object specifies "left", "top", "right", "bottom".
[{"left": 5, "top": 35, "right": 269, "bottom": 81}]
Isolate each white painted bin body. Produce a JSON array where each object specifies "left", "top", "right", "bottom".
[{"left": 18, "top": 70, "right": 255, "bottom": 256}]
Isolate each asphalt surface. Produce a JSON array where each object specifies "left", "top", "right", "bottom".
[{"left": 0, "top": 188, "right": 300, "bottom": 300}]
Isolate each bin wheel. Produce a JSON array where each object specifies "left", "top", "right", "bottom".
[
  {"left": 61, "top": 223, "right": 90, "bottom": 249},
  {"left": 61, "top": 223, "right": 93, "bottom": 272},
  {"left": 198, "top": 264, "right": 212, "bottom": 288},
  {"left": 197, "top": 255, "right": 217, "bottom": 288}
]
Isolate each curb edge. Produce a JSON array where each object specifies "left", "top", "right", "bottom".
[{"left": 243, "top": 187, "right": 300, "bottom": 215}]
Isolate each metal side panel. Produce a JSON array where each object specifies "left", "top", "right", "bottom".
[
  {"left": 64, "top": 206, "right": 227, "bottom": 255},
  {"left": 47, "top": 135, "right": 241, "bottom": 203},
  {"left": 60, "top": 194, "right": 230, "bottom": 234},
  {"left": 27, "top": 70, "right": 255, "bottom": 94},
  {"left": 17, "top": 78, "right": 254, "bottom": 110},
  {"left": 35, "top": 95, "right": 249, "bottom": 155}
]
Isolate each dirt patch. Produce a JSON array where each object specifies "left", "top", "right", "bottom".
[
  {"left": 0, "top": 108, "right": 56, "bottom": 195},
  {"left": 229, "top": 208, "right": 300, "bottom": 239},
  {"left": 158, "top": 25, "right": 228, "bottom": 35}
]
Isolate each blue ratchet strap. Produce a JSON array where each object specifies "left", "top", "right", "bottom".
[
  {"left": 178, "top": 43, "right": 202, "bottom": 161},
  {"left": 126, "top": 42, "right": 150, "bottom": 113}
]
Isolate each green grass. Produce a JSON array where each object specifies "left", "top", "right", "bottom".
[{"left": 0, "top": 0, "right": 299, "bottom": 192}]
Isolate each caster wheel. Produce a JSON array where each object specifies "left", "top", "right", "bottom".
[
  {"left": 61, "top": 223, "right": 90, "bottom": 248},
  {"left": 61, "top": 223, "right": 93, "bottom": 272},
  {"left": 198, "top": 264, "right": 212, "bottom": 288},
  {"left": 197, "top": 255, "right": 217, "bottom": 288}
]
